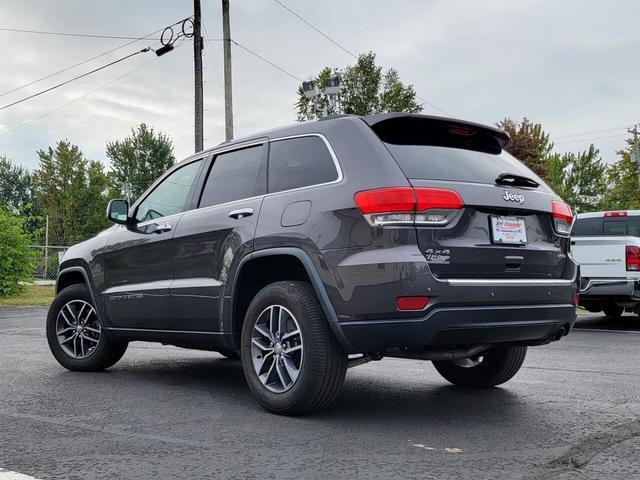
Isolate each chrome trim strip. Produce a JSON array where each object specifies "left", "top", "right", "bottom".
[{"left": 445, "top": 278, "right": 575, "bottom": 286}]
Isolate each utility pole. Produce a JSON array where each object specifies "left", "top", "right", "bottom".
[
  {"left": 629, "top": 125, "right": 640, "bottom": 187},
  {"left": 222, "top": 0, "right": 234, "bottom": 141},
  {"left": 193, "top": 0, "right": 204, "bottom": 152}
]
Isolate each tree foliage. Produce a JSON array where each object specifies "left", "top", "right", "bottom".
[
  {"left": 33, "top": 141, "right": 110, "bottom": 245},
  {"left": 545, "top": 145, "right": 607, "bottom": 213},
  {"left": 296, "top": 52, "right": 422, "bottom": 121},
  {"left": 603, "top": 144, "right": 640, "bottom": 210},
  {"left": 497, "top": 117, "right": 554, "bottom": 178},
  {"left": 0, "top": 210, "right": 34, "bottom": 297},
  {"left": 106, "top": 123, "right": 175, "bottom": 201}
]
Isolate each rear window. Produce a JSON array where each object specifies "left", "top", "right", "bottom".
[
  {"left": 384, "top": 144, "right": 545, "bottom": 185},
  {"left": 572, "top": 216, "right": 640, "bottom": 237}
]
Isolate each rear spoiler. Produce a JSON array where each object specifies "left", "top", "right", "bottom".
[{"left": 362, "top": 113, "right": 510, "bottom": 155}]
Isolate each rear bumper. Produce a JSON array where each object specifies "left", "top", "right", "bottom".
[
  {"left": 579, "top": 278, "right": 638, "bottom": 298},
  {"left": 338, "top": 303, "right": 576, "bottom": 353}
]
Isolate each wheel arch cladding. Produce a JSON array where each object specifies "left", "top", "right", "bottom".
[{"left": 231, "top": 248, "right": 353, "bottom": 351}]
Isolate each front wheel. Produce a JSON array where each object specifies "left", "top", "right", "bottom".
[
  {"left": 241, "top": 281, "right": 347, "bottom": 415},
  {"left": 432, "top": 346, "right": 527, "bottom": 388},
  {"left": 46, "top": 284, "right": 128, "bottom": 372}
]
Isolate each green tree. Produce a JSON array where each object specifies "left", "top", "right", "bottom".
[
  {"left": 0, "top": 210, "right": 34, "bottom": 296},
  {"left": 106, "top": 123, "right": 175, "bottom": 201},
  {"left": 603, "top": 140, "right": 640, "bottom": 210},
  {"left": 296, "top": 52, "right": 422, "bottom": 121},
  {"left": 497, "top": 117, "right": 554, "bottom": 178},
  {"left": 33, "top": 141, "right": 110, "bottom": 245},
  {"left": 0, "top": 156, "right": 45, "bottom": 240},
  {"left": 0, "top": 156, "right": 32, "bottom": 212},
  {"left": 545, "top": 145, "right": 607, "bottom": 213}
]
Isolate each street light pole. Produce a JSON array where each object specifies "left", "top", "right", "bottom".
[
  {"left": 222, "top": 0, "right": 234, "bottom": 141},
  {"left": 193, "top": 0, "right": 204, "bottom": 152}
]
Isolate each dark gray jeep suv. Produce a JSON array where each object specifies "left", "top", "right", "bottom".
[{"left": 47, "top": 113, "right": 578, "bottom": 415}]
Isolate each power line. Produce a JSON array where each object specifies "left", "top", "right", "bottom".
[
  {"left": 555, "top": 132, "right": 630, "bottom": 145},
  {"left": 415, "top": 94, "right": 453, "bottom": 117},
  {"left": 231, "top": 39, "right": 303, "bottom": 82},
  {"left": 0, "top": 57, "right": 159, "bottom": 138},
  {"left": 272, "top": 0, "right": 356, "bottom": 58},
  {"left": 0, "top": 39, "right": 190, "bottom": 138},
  {"left": 0, "top": 26, "right": 159, "bottom": 41},
  {"left": 0, "top": 47, "right": 151, "bottom": 111},
  {"left": 0, "top": 28, "right": 165, "bottom": 98},
  {"left": 0, "top": 26, "right": 222, "bottom": 41},
  {"left": 554, "top": 124, "right": 635, "bottom": 140},
  {"left": 271, "top": 0, "right": 453, "bottom": 117}
]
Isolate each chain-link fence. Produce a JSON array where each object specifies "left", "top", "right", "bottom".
[{"left": 29, "top": 245, "right": 69, "bottom": 281}]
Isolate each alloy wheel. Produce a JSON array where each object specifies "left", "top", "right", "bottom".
[
  {"left": 250, "top": 305, "right": 303, "bottom": 393},
  {"left": 55, "top": 300, "right": 101, "bottom": 359}
]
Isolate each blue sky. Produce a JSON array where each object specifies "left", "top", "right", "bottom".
[{"left": 0, "top": 0, "right": 638, "bottom": 170}]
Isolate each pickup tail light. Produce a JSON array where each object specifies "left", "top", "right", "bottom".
[
  {"left": 626, "top": 246, "right": 640, "bottom": 271},
  {"left": 354, "top": 187, "right": 464, "bottom": 227},
  {"left": 551, "top": 200, "right": 573, "bottom": 236}
]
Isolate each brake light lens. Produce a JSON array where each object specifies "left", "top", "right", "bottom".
[
  {"left": 627, "top": 246, "right": 640, "bottom": 271},
  {"left": 551, "top": 200, "right": 573, "bottom": 236},
  {"left": 605, "top": 211, "right": 628, "bottom": 217},
  {"left": 354, "top": 187, "right": 464, "bottom": 227}
]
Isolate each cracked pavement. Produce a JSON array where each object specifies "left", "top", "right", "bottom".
[{"left": 0, "top": 307, "right": 638, "bottom": 479}]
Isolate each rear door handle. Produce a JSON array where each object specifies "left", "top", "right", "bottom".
[
  {"left": 228, "top": 208, "right": 254, "bottom": 219},
  {"left": 154, "top": 224, "right": 172, "bottom": 233}
]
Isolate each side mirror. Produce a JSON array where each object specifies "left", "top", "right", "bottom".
[{"left": 107, "top": 199, "right": 130, "bottom": 225}]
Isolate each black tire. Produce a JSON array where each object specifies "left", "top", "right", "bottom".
[
  {"left": 217, "top": 349, "right": 240, "bottom": 360},
  {"left": 46, "top": 284, "right": 128, "bottom": 372},
  {"left": 432, "top": 346, "right": 527, "bottom": 388},
  {"left": 603, "top": 302, "right": 623, "bottom": 318},
  {"left": 241, "top": 281, "right": 347, "bottom": 415}
]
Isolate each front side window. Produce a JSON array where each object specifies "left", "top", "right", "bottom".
[
  {"left": 199, "top": 145, "right": 266, "bottom": 208},
  {"left": 268, "top": 136, "right": 338, "bottom": 193},
  {"left": 135, "top": 160, "right": 202, "bottom": 222}
]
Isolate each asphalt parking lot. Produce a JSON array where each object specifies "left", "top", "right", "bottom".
[{"left": 0, "top": 307, "right": 638, "bottom": 480}]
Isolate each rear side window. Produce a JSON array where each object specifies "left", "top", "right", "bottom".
[
  {"left": 572, "top": 217, "right": 603, "bottom": 236},
  {"left": 199, "top": 145, "right": 266, "bottom": 208},
  {"left": 384, "top": 144, "right": 545, "bottom": 185},
  {"left": 268, "top": 136, "right": 338, "bottom": 193},
  {"left": 571, "top": 217, "right": 603, "bottom": 237}
]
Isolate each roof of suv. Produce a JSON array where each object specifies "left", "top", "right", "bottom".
[{"left": 209, "top": 113, "right": 510, "bottom": 154}]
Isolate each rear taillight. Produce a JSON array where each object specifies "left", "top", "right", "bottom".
[
  {"left": 627, "top": 246, "right": 640, "bottom": 271},
  {"left": 572, "top": 292, "right": 580, "bottom": 306},
  {"left": 354, "top": 187, "right": 464, "bottom": 227},
  {"left": 551, "top": 200, "right": 573, "bottom": 236}
]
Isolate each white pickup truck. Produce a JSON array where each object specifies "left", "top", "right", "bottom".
[{"left": 571, "top": 211, "right": 640, "bottom": 317}]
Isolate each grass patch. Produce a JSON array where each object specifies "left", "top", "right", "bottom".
[{"left": 0, "top": 284, "right": 55, "bottom": 307}]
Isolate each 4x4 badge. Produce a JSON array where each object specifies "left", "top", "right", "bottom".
[{"left": 502, "top": 190, "right": 525, "bottom": 205}]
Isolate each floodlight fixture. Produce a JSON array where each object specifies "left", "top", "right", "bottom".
[
  {"left": 302, "top": 80, "right": 320, "bottom": 100},
  {"left": 324, "top": 76, "right": 341, "bottom": 95}
]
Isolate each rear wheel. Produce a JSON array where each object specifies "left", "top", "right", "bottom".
[
  {"left": 46, "top": 284, "right": 128, "bottom": 372},
  {"left": 241, "top": 281, "right": 347, "bottom": 415},
  {"left": 603, "top": 302, "right": 623, "bottom": 318},
  {"left": 432, "top": 346, "right": 527, "bottom": 388}
]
